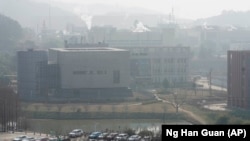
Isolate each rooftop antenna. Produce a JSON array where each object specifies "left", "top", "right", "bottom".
[
  {"left": 49, "top": 0, "right": 51, "bottom": 29},
  {"left": 171, "top": 0, "right": 176, "bottom": 24},
  {"left": 171, "top": 6, "right": 176, "bottom": 24}
]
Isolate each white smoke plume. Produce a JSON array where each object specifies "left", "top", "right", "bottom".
[
  {"left": 73, "top": 7, "right": 92, "bottom": 30},
  {"left": 133, "top": 21, "right": 151, "bottom": 32}
]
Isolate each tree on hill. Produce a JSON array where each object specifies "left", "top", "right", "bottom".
[
  {"left": 0, "top": 14, "right": 22, "bottom": 78},
  {"left": 0, "top": 14, "right": 22, "bottom": 49}
]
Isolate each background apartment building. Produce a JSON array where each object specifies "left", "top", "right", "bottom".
[
  {"left": 127, "top": 46, "right": 190, "bottom": 86},
  {"left": 228, "top": 50, "right": 250, "bottom": 110}
]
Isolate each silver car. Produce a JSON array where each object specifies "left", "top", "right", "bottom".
[
  {"left": 12, "top": 135, "right": 28, "bottom": 141},
  {"left": 68, "top": 129, "right": 84, "bottom": 138}
]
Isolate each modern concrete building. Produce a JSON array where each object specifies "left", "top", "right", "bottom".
[
  {"left": 228, "top": 50, "right": 250, "bottom": 110},
  {"left": 17, "top": 48, "right": 131, "bottom": 101},
  {"left": 17, "top": 49, "right": 48, "bottom": 100},
  {"left": 48, "top": 48, "right": 130, "bottom": 89}
]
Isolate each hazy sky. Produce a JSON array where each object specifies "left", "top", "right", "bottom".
[{"left": 50, "top": 0, "right": 250, "bottom": 19}]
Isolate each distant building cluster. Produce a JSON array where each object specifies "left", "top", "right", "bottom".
[
  {"left": 17, "top": 23, "right": 194, "bottom": 102},
  {"left": 17, "top": 44, "right": 190, "bottom": 102}
]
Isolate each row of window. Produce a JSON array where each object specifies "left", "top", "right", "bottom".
[
  {"left": 153, "top": 77, "right": 186, "bottom": 83},
  {"left": 152, "top": 68, "right": 187, "bottom": 74},
  {"left": 131, "top": 58, "right": 188, "bottom": 64},
  {"left": 73, "top": 70, "right": 107, "bottom": 75},
  {"left": 130, "top": 47, "right": 189, "bottom": 52},
  {"left": 152, "top": 58, "right": 188, "bottom": 63}
]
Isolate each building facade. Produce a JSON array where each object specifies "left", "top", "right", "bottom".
[
  {"left": 228, "top": 50, "right": 250, "bottom": 110},
  {"left": 48, "top": 48, "right": 130, "bottom": 89},
  {"left": 125, "top": 46, "right": 190, "bottom": 86},
  {"left": 17, "top": 49, "right": 48, "bottom": 100},
  {"left": 17, "top": 48, "right": 131, "bottom": 101}
]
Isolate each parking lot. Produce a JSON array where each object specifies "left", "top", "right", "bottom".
[
  {"left": 0, "top": 132, "right": 48, "bottom": 141},
  {"left": 0, "top": 131, "right": 156, "bottom": 141},
  {"left": 0, "top": 132, "right": 88, "bottom": 141}
]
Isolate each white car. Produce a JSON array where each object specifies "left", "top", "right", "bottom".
[
  {"left": 12, "top": 135, "right": 28, "bottom": 141},
  {"left": 115, "top": 133, "right": 129, "bottom": 141},
  {"left": 68, "top": 129, "right": 84, "bottom": 138}
]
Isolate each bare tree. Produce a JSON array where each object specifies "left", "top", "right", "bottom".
[
  {"left": 45, "top": 104, "right": 51, "bottom": 112},
  {"left": 162, "top": 105, "right": 167, "bottom": 113},
  {"left": 34, "top": 105, "right": 40, "bottom": 111},
  {"left": 162, "top": 105, "right": 168, "bottom": 123},
  {"left": 0, "top": 85, "right": 20, "bottom": 132},
  {"left": 97, "top": 105, "right": 102, "bottom": 113},
  {"left": 34, "top": 105, "right": 40, "bottom": 118},
  {"left": 123, "top": 105, "right": 129, "bottom": 118},
  {"left": 170, "top": 89, "right": 187, "bottom": 113},
  {"left": 137, "top": 105, "right": 142, "bottom": 113},
  {"left": 57, "top": 105, "right": 63, "bottom": 113},
  {"left": 111, "top": 105, "right": 116, "bottom": 114},
  {"left": 151, "top": 105, "right": 155, "bottom": 113},
  {"left": 22, "top": 117, "right": 30, "bottom": 133},
  {"left": 56, "top": 105, "right": 64, "bottom": 119},
  {"left": 70, "top": 105, "right": 76, "bottom": 113},
  {"left": 193, "top": 77, "right": 197, "bottom": 95},
  {"left": 84, "top": 104, "right": 89, "bottom": 112},
  {"left": 208, "top": 69, "right": 213, "bottom": 96}
]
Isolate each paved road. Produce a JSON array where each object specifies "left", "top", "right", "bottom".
[{"left": 196, "top": 77, "right": 227, "bottom": 92}]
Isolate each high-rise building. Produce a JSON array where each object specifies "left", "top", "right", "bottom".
[{"left": 228, "top": 50, "right": 250, "bottom": 110}]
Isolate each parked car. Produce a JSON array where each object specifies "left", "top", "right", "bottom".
[
  {"left": 142, "top": 136, "right": 151, "bottom": 141},
  {"left": 22, "top": 137, "right": 35, "bottom": 141},
  {"left": 58, "top": 136, "right": 70, "bottom": 141},
  {"left": 127, "top": 135, "right": 142, "bottom": 141},
  {"left": 106, "top": 133, "right": 118, "bottom": 141},
  {"left": 68, "top": 129, "right": 84, "bottom": 138},
  {"left": 88, "top": 131, "right": 102, "bottom": 140},
  {"left": 48, "top": 137, "right": 57, "bottom": 141},
  {"left": 115, "top": 133, "right": 129, "bottom": 141},
  {"left": 97, "top": 132, "right": 109, "bottom": 140},
  {"left": 12, "top": 135, "right": 28, "bottom": 141},
  {"left": 35, "top": 137, "right": 49, "bottom": 141}
]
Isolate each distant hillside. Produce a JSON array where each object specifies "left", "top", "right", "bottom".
[
  {"left": 195, "top": 10, "right": 250, "bottom": 26},
  {"left": 31, "top": 1, "right": 193, "bottom": 29},
  {"left": 0, "top": 0, "right": 84, "bottom": 30}
]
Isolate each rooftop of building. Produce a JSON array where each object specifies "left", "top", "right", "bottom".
[{"left": 49, "top": 47, "right": 127, "bottom": 52}]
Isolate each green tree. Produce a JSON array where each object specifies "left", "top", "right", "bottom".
[
  {"left": 215, "top": 115, "right": 229, "bottom": 124},
  {"left": 123, "top": 128, "right": 136, "bottom": 136}
]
